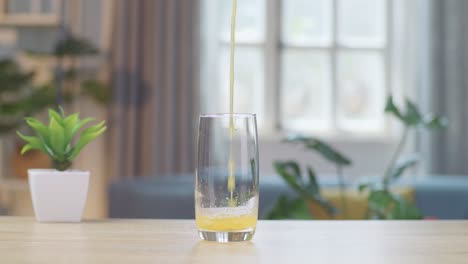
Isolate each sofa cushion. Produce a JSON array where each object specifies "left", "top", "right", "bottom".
[{"left": 108, "top": 175, "right": 468, "bottom": 219}]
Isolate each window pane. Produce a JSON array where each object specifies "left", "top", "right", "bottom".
[
  {"left": 282, "top": 0, "right": 332, "bottom": 46},
  {"left": 337, "top": 51, "right": 385, "bottom": 133},
  {"left": 7, "top": 0, "right": 32, "bottom": 14},
  {"left": 219, "top": 0, "right": 265, "bottom": 43},
  {"left": 219, "top": 47, "right": 265, "bottom": 125},
  {"left": 40, "top": 0, "right": 53, "bottom": 14},
  {"left": 281, "top": 50, "right": 332, "bottom": 132},
  {"left": 338, "top": 0, "right": 386, "bottom": 47}
]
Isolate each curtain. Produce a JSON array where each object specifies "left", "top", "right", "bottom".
[
  {"left": 426, "top": 0, "right": 468, "bottom": 174},
  {"left": 111, "top": 0, "right": 199, "bottom": 178}
]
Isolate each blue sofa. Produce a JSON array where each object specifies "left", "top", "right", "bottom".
[{"left": 108, "top": 175, "right": 468, "bottom": 219}]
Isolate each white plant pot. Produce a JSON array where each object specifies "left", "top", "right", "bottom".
[{"left": 28, "top": 169, "right": 90, "bottom": 222}]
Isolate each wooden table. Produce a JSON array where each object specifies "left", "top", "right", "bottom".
[{"left": 1, "top": 217, "right": 468, "bottom": 263}]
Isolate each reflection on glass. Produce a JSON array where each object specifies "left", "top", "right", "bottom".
[
  {"left": 196, "top": 114, "right": 259, "bottom": 242},
  {"left": 281, "top": 49, "right": 332, "bottom": 132},
  {"left": 337, "top": 51, "right": 385, "bottom": 132},
  {"left": 338, "top": 0, "right": 386, "bottom": 47},
  {"left": 282, "top": 0, "right": 332, "bottom": 46}
]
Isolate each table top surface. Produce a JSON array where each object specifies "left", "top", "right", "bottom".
[{"left": 1, "top": 217, "right": 468, "bottom": 264}]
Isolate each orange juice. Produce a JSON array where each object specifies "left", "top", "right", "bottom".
[
  {"left": 196, "top": 212, "right": 257, "bottom": 231},
  {"left": 196, "top": 196, "right": 258, "bottom": 232},
  {"left": 227, "top": 0, "right": 238, "bottom": 206}
]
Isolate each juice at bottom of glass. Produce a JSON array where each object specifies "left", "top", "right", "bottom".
[{"left": 196, "top": 205, "right": 258, "bottom": 232}]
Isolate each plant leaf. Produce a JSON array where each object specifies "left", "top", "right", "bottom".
[
  {"left": 306, "top": 167, "right": 337, "bottom": 216},
  {"left": 20, "top": 144, "right": 34, "bottom": 155},
  {"left": 311, "top": 195, "right": 337, "bottom": 216},
  {"left": 286, "top": 135, "right": 352, "bottom": 166},
  {"left": 43, "top": 143, "right": 58, "bottom": 159},
  {"left": 58, "top": 106, "right": 65, "bottom": 117},
  {"left": 385, "top": 95, "right": 404, "bottom": 121},
  {"left": 24, "top": 117, "right": 50, "bottom": 144},
  {"left": 48, "top": 117, "right": 65, "bottom": 159},
  {"left": 368, "top": 190, "right": 422, "bottom": 220},
  {"left": 63, "top": 113, "right": 79, "bottom": 142},
  {"left": 265, "top": 195, "right": 313, "bottom": 220},
  {"left": 68, "top": 124, "right": 106, "bottom": 160},
  {"left": 404, "top": 99, "right": 423, "bottom": 126},
  {"left": 48, "top": 108, "right": 63, "bottom": 125},
  {"left": 285, "top": 198, "right": 313, "bottom": 219},
  {"left": 17, "top": 132, "right": 46, "bottom": 154},
  {"left": 70, "top": 117, "right": 94, "bottom": 138},
  {"left": 368, "top": 190, "right": 394, "bottom": 219},
  {"left": 274, "top": 161, "right": 303, "bottom": 192},
  {"left": 274, "top": 161, "right": 337, "bottom": 217},
  {"left": 358, "top": 183, "right": 370, "bottom": 193},
  {"left": 423, "top": 115, "right": 448, "bottom": 130},
  {"left": 82, "top": 120, "right": 105, "bottom": 133},
  {"left": 304, "top": 167, "right": 337, "bottom": 215},
  {"left": 54, "top": 36, "right": 99, "bottom": 57},
  {"left": 306, "top": 166, "right": 319, "bottom": 195},
  {"left": 281, "top": 161, "right": 301, "bottom": 179},
  {"left": 389, "top": 196, "right": 423, "bottom": 220},
  {"left": 305, "top": 139, "right": 351, "bottom": 166},
  {"left": 385, "top": 154, "right": 420, "bottom": 185}
]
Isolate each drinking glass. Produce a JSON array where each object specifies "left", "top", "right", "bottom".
[{"left": 195, "top": 113, "right": 259, "bottom": 242}]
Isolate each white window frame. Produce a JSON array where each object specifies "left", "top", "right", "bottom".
[
  {"left": 201, "top": 0, "right": 413, "bottom": 144},
  {"left": 199, "top": 0, "right": 424, "bottom": 178}
]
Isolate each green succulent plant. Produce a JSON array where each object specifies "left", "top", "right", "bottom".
[{"left": 17, "top": 108, "right": 106, "bottom": 171}]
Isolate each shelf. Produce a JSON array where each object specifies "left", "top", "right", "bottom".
[{"left": 0, "top": 15, "right": 58, "bottom": 27}]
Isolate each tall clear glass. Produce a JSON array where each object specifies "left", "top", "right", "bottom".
[{"left": 195, "top": 113, "right": 259, "bottom": 242}]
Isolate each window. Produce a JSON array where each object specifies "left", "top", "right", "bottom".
[
  {"left": 201, "top": 0, "right": 397, "bottom": 138},
  {"left": 0, "top": 0, "right": 60, "bottom": 25}
]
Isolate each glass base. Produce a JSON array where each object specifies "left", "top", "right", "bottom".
[{"left": 198, "top": 228, "right": 255, "bottom": 242}]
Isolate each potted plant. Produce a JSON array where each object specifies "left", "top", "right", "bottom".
[
  {"left": 17, "top": 107, "right": 106, "bottom": 222},
  {"left": 267, "top": 95, "right": 447, "bottom": 220}
]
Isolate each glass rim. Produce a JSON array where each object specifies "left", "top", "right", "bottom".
[{"left": 200, "top": 113, "right": 256, "bottom": 118}]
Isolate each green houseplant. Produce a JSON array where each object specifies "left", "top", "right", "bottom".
[
  {"left": 17, "top": 108, "right": 106, "bottom": 222},
  {"left": 358, "top": 96, "right": 447, "bottom": 219},
  {"left": 1, "top": 33, "right": 110, "bottom": 136},
  {"left": 266, "top": 138, "right": 351, "bottom": 220},
  {"left": 268, "top": 95, "right": 447, "bottom": 220},
  {"left": 0, "top": 33, "right": 111, "bottom": 179},
  {"left": 27, "top": 34, "right": 111, "bottom": 106}
]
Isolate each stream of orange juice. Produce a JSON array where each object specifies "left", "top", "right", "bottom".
[{"left": 227, "top": 0, "right": 237, "bottom": 207}]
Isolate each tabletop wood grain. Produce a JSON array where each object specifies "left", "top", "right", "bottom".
[{"left": 0, "top": 217, "right": 468, "bottom": 264}]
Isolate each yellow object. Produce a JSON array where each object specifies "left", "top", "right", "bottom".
[
  {"left": 227, "top": 0, "right": 238, "bottom": 206},
  {"left": 310, "top": 187, "right": 415, "bottom": 220},
  {"left": 196, "top": 213, "right": 257, "bottom": 231}
]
